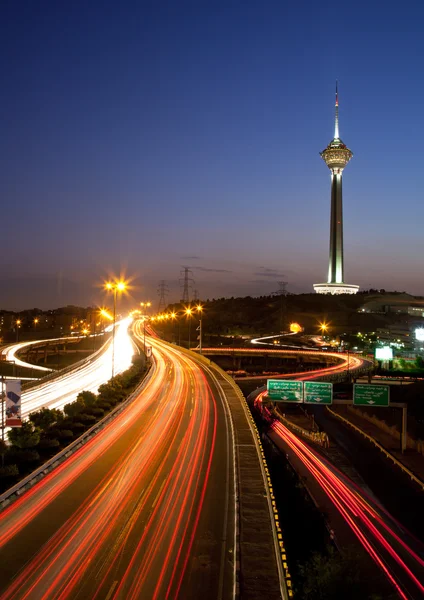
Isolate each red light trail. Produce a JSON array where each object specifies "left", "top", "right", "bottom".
[
  {"left": 255, "top": 393, "right": 424, "bottom": 599},
  {"left": 199, "top": 347, "right": 367, "bottom": 381},
  {"left": 0, "top": 323, "right": 235, "bottom": 599}
]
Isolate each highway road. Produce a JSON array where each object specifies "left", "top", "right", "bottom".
[
  {"left": 16, "top": 319, "right": 134, "bottom": 418},
  {"left": 209, "top": 346, "right": 366, "bottom": 381},
  {"left": 2, "top": 339, "right": 53, "bottom": 372},
  {"left": 256, "top": 393, "right": 424, "bottom": 599},
  {"left": 0, "top": 320, "right": 236, "bottom": 599}
]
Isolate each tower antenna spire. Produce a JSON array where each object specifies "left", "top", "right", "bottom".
[{"left": 334, "top": 80, "right": 339, "bottom": 139}]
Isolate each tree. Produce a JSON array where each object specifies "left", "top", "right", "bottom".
[
  {"left": 7, "top": 422, "right": 41, "bottom": 449},
  {"left": 415, "top": 356, "right": 424, "bottom": 370},
  {"left": 64, "top": 399, "right": 85, "bottom": 419},
  {"left": 29, "top": 408, "right": 62, "bottom": 430},
  {"left": 0, "top": 440, "right": 7, "bottom": 467},
  {"left": 38, "top": 437, "right": 60, "bottom": 450},
  {"left": 76, "top": 391, "right": 97, "bottom": 407}
]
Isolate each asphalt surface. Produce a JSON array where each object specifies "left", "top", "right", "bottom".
[
  {"left": 312, "top": 406, "right": 424, "bottom": 543},
  {"left": 0, "top": 325, "right": 236, "bottom": 600},
  {"left": 254, "top": 393, "right": 424, "bottom": 599}
]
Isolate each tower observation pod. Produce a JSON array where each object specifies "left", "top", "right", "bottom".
[{"left": 314, "top": 83, "right": 359, "bottom": 295}]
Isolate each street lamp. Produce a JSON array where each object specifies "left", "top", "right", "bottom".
[
  {"left": 140, "top": 302, "right": 152, "bottom": 355},
  {"left": 170, "top": 311, "right": 177, "bottom": 343},
  {"left": 15, "top": 319, "right": 21, "bottom": 342},
  {"left": 140, "top": 301, "right": 151, "bottom": 313},
  {"left": 105, "top": 280, "right": 127, "bottom": 378},
  {"left": 196, "top": 304, "right": 203, "bottom": 354},
  {"left": 185, "top": 307, "right": 193, "bottom": 349},
  {"left": 319, "top": 322, "right": 329, "bottom": 342}
]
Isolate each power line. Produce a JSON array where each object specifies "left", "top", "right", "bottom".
[
  {"left": 157, "top": 280, "right": 169, "bottom": 312},
  {"left": 179, "top": 267, "right": 194, "bottom": 304}
]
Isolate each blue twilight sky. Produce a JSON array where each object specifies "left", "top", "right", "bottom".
[{"left": 1, "top": 0, "right": 424, "bottom": 310}]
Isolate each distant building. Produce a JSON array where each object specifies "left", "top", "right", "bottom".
[{"left": 360, "top": 294, "right": 424, "bottom": 316}]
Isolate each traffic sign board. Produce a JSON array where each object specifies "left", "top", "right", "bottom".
[
  {"left": 353, "top": 384, "right": 389, "bottom": 407},
  {"left": 304, "top": 381, "right": 333, "bottom": 405},
  {"left": 267, "top": 380, "right": 303, "bottom": 402}
]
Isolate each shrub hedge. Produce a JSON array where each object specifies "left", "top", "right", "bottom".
[{"left": 0, "top": 355, "right": 147, "bottom": 493}]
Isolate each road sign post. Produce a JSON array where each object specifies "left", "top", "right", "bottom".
[
  {"left": 304, "top": 381, "right": 333, "bottom": 405},
  {"left": 267, "top": 380, "right": 303, "bottom": 402},
  {"left": 353, "top": 384, "right": 389, "bottom": 407}
]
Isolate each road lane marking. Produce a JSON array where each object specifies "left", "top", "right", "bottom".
[
  {"left": 104, "top": 580, "right": 118, "bottom": 600},
  {"left": 151, "top": 480, "right": 166, "bottom": 510}
]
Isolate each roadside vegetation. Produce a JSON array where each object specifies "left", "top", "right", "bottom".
[
  {"left": 0, "top": 356, "right": 147, "bottom": 493},
  {"left": 297, "top": 546, "right": 397, "bottom": 599}
]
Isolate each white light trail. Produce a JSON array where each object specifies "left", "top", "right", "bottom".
[{"left": 18, "top": 318, "right": 135, "bottom": 418}]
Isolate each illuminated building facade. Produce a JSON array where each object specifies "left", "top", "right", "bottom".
[{"left": 314, "top": 84, "right": 359, "bottom": 295}]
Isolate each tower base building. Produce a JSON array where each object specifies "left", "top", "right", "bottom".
[{"left": 313, "top": 282, "right": 359, "bottom": 295}]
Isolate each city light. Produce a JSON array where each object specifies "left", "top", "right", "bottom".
[
  {"left": 105, "top": 280, "right": 127, "bottom": 293},
  {"left": 415, "top": 328, "right": 424, "bottom": 342},
  {"left": 375, "top": 346, "right": 394, "bottom": 360},
  {"left": 100, "top": 308, "right": 113, "bottom": 321}
]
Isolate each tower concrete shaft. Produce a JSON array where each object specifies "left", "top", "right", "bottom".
[
  {"left": 314, "top": 84, "right": 358, "bottom": 295},
  {"left": 327, "top": 171, "right": 344, "bottom": 283}
]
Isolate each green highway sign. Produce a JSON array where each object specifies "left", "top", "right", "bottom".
[
  {"left": 267, "top": 380, "right": 303, "bottom": 402},
  {"left": 304, "top": 381, "right": 333, "bottom": 405},
  {"left": 353, "top": 384, "right": 390, "bottom": 407}
]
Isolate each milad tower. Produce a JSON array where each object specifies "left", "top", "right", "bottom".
[{"left": 314, "top": 84, "right": 359, "bottom": 295}]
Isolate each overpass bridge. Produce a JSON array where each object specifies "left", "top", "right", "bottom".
[{"left": 196, "top": 347, "right": 372, "bottom": 382}]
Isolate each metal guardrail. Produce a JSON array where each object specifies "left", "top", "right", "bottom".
[
  {"left": 326, "top": 406, "right": 424, "bottom": 492},
  {"left": 0, "top": 361, "right": 154, "bottom": 510},
  {"left": 273, "top": 408, "right": 329, "bottom": 447}
]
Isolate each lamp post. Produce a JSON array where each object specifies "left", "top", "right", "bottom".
[
  {"left": 319, "top": 322, "right": 329, "bottom": 344},
  {"left": 105, "top": 280, "right": 127, "bottom": 378},
  {"left": 140, "top": 302, "right": 151, "bottom": 354},
  {"left": 170, "top": 312, "right": 177, "bottom": 343},
  {"left": 15, "top": 319, "right": 21, "bottom": 342},
  {"left": 185, "top": 307, "right": 193, "bottom": 349},
  {"left": 347, "top": 346, "right": 350, "bottom": 381},
  {"left": 196, "top": 304, "right": 203, "bottom": 354},
  {"left": 320, "top": 323, "right": 328, "bottom": 335}
]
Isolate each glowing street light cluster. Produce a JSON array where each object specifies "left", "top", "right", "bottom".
[{"left": 144, "top": 305, "right": 204, "bottom": 352}]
